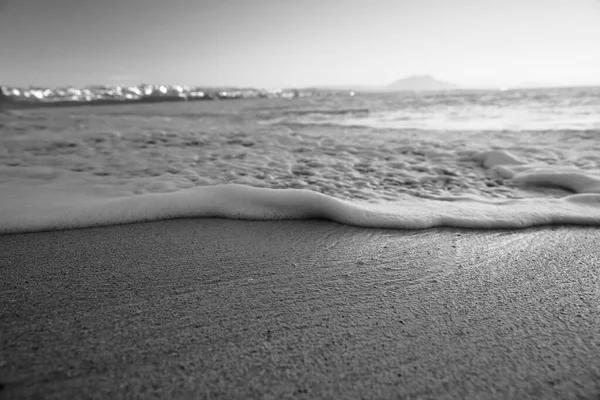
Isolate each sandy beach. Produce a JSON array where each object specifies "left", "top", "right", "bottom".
[
  {"left": 1, "top": 220, "right": 599, "bottom": 399},
  {"left": 3, "top": 0, "right": 600, "bottom": 398}
]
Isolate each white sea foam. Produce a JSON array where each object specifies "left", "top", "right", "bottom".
[
  {"left": 2, "top": 150, "right": 600, "bottom": 234},
  {"left": 1, "top": 92, "right": 599, "bottom": 233},
  {"left": 292, "top": 110, "right": 600, "bottom": 131}
]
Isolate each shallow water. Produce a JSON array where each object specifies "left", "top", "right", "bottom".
[{"left": 1, "top": 88, "right": 600, "bottom": 233}]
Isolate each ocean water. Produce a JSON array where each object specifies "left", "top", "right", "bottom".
[{"left": 1, "top": 87, "right": 600, "bottom": 233}]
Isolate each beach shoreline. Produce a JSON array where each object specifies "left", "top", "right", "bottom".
[{"left": 1, "top": 219, "right": 599, "bottom": 399}]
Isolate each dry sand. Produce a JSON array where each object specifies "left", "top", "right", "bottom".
[{"left": 1, "top": 219, "right": 599, "bottom": 399}]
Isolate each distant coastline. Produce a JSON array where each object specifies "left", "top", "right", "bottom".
[
  {"left": 2, "top": 77, "right": 598, "bottom": 110},
  {"left": 0, "top": 85, "right": 325, "bottom": 110}
]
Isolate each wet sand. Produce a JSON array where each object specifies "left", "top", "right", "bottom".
[{"left": 1, "top": 220, "right": 600, "bottom": 399}]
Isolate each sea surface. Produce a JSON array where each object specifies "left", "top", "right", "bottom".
[{"left": 1, "top": 87, "right": 600, "bottom": 233}]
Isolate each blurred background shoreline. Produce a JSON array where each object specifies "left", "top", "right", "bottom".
[{"left": 3, "top": 74, "right": 599, "bottom": 109}]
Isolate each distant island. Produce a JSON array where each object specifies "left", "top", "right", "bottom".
[
  {"left": 316, "top": 75, "right": 459, "bottom": 93},
  {"left": 385, "top": 75, "right": 457, "bottom": 91},
  {"left": 316, "top": 76, "right": 597, "bottom": 92}
]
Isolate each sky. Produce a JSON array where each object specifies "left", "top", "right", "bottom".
[{"left": 1, "top": 0, "right": 599, "bottom": 88}]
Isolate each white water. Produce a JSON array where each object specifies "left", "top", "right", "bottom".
[
  {"left": 1, "top": 89, "right": 600, "bottom": 233},
  {"left": 1, "top": 150, "right": 600, "bottom": 234}
]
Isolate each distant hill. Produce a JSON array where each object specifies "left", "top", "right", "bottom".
[
  {"left": 312, "top": 75, "right": 459, "bottom": 93},
  {"left": 385, "top": 75, "right": 457, "bottom": 91}
]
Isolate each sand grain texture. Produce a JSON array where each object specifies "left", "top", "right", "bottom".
[{"left": 1, "top": 220, "right": 600, "bottom": 399}]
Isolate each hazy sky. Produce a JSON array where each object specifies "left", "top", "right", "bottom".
[{"left": 1, "top": 0, "right": 599, "bottom": 88}]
